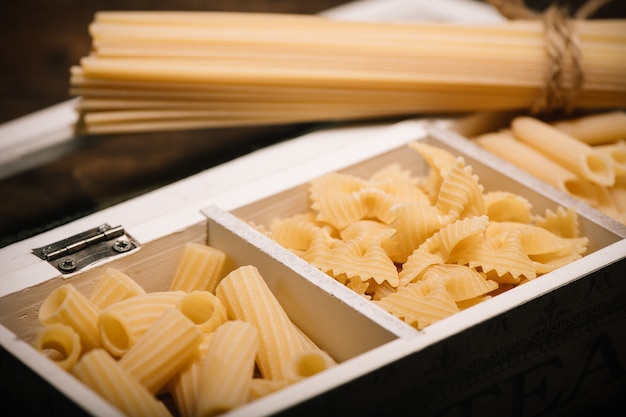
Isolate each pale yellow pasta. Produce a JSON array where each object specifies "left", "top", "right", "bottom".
[
  {"left": 314, "top": 237, "right": 398, "bottom": 288},
  {"left": 38, "top": 283, "right": 101, "bottom": 351},
  {"left": 483, "top": 191, "right": 532, "bottom": 224},
  {"left": 399, "top": 215, "right": 489, "bottom": 286},
  {"left": 375, "top": 280, "right": 459, "bottom": 330},
  {"left": 609, "top": 176, "right": 626, "bottom": 214},
  {"left": 216, "top": 265, "right": 311, "bottom": 381},
  {"left": 262, "top": 142, "right": 589, "bottom": 332},
  {"left": 285, "top": 349, "right": 337, "bottom": 383},
  {"left": 408, "top": 141, "right": 456, "bottom": 202},
  {"left": 298, "top": 226, "right": 336, "bottom": 265},
  {"left": 452, "top": 229, "right": 538, "bottom": 282},
  {"left": 511, "top": 116, "right": 615, "bottom": 187},
  {"left": 176, "top": 291, "right": 228, "bottom": 334},
  {"left": 513, "top": 224, "right": 588, "bottom": 258},
  {"left": 98, "top": 291, "right": 186, "bottom": 357},
  {"left": 248, "top": 379, "right": 289, "bottom": 401},
  {"left": 435, "top": 157, "right": 485, "bottom": 219},
  {"left": 369, "top": 165, "right": 428, "bottom": 205},
  {"left": 533, "top": 206, "right": 581, "bottom": 239},
  {"left": 269, "top": 212, "right": 322, "bottom": 252},
  {"left": 309, "top": 172, "right": 368, "bottom": 229},
  {"left": 420, "top": 264, "right": 498, "bottom": 303},
  {"left": 169, "top": 333, "right": 214, "bottom": 417},
  {"left": 551, "top": 110, "right": 626, "bottom": 145},
  {"left": 195, "top": 320, "right": 259, "bottom": 417},
  {"left": 169, "top": 243, "right": 227, "bottom": 293},
  {"left": 73, "top": 348, "right": 173, "bottom": 417},
  {"left": 118, "top": 307, "right": 203, "bottom": 394},
  {"left": 89, "top": 267, "right": 146, "bottom": 310},
  {"left": 388, "top": 202, "right": 448, "bottom": 264},
  {"left": 33, "top": 323, "right": 81, "bottom": 371},
  {"left": 475, "top": 130, "right": 605, "bottom": 208},
  {"left": 594, "top": 140, "right": 626, "bottom": 177},
  {"left": 312, "top": 220, "right": 398, "bottom": 287}
]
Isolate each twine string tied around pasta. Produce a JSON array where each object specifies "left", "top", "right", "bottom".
[{"left": 487, "top": 0, "right": 612, "bottom": 114}]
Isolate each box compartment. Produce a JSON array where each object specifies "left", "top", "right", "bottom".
[
  {"left": 0, "top": 204, "right": 409, "bottom": 416},
  {"left": 1, "top": 125, "right": 625, "bottom": 417}
]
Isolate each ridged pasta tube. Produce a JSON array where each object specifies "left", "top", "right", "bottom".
[
  {"left": 98, "top": 291, "right": 186, "bottom": 357},
  {"left": 89, "top": 267, "right": 146, "bottom": 309},
  {"left": 216, "top": 265, "right": 310, "bottom": 381},
  {"left": 195, "top": 320, "right": 258, "bottom": 417},
  {"left": 168, "top": 334, "right": 214, "bottom": 417},
  {"left": 169, "top": 243, "right": 227, "bottom": 293},
  {"left": 285, "top": 349, "right": 336, "bottom": 383},
  {"left": 73, "top": 348, "right": 173, "bottom": 417},
  {"left": 118, "top": 307, "right": 203, "bottom": 394},
  {"left": 33, "top": 323, "right": 82, "bottom": 371},
  {"left": 176, "top": 291, "right": 228, "bottom": 334},
  {"left": 38, "top": 283, "right": 101, "bottom": 351}
]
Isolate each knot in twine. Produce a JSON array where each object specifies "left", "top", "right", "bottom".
[{"left": 486, "top": 0, "right": 612, "bottom": 114}]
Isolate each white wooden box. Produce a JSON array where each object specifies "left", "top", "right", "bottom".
[{"left": 1, "top": 120, "right": 625, "bottom": 417}]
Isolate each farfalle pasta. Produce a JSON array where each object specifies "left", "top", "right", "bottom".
[{"left": 260, "top": 142, "right": 589, "bottom": 330}]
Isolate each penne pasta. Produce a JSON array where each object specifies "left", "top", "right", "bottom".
[
  {"left": 551, "top": 110, "right": 626, "bottom": 145},
  {"left": 594, "top": 140, "right": 626, "bottom": 177},
  {"left": 475, "top": 130, "right": 605, "bottom": 208},
  {"left": 474, "top": 112, "right": 626, "bottom": 225},
  {"left": 511, "top": 116, "right": 615, "bottom": 187}
]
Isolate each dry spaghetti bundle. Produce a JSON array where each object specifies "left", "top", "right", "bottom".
[{"left": 70, "top": 11, "right": 626, "bottom": 134}]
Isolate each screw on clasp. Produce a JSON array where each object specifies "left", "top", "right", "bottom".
[
  {"left": 58, "top": 259, "right": 77, "bottom": 272},
  {"left": 112, "top": 239, "right": 132, "bottom": 253}
]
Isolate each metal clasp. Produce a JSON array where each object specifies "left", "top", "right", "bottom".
[{"left": 32, "top": 224, "right": 139, "bottom": 274}]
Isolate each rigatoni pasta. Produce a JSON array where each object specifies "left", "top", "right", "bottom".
[
  {"left": 216, "top": 265, "right": 312, "bottom": 381},
  {"left": 118, "top": 307, "right": 203, "bottom": 394},
  {"left": 89, "top": 267, "right": 146, "bottom": 309},
  {"left": 169, "top": 243, "right": 227, "bottom": 293},
  {"left": 73, "top": 348, "right": 173, "bottom": 417},
  {"left": 33, "top": 241, "right": 335, "bottom": 416},
  {"left": 195, "top": 320, "right": 258, "bottom": 417},
  {"left": 98, "top": 291, "right": 186, "bottom": 357},
  {"left": 38, "top": 283, "right": 101, "bottom": 351},
  {"left": 33, "top": 323, "right": 82, "bottom": 371}
]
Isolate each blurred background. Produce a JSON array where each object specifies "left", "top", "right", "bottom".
[{"left": 0, "top": 0, "right": 624, "bottom": 247}]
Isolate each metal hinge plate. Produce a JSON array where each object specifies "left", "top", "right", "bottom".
[{"left": 32, "top": 224, "right": 139, "bottom": 274}]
